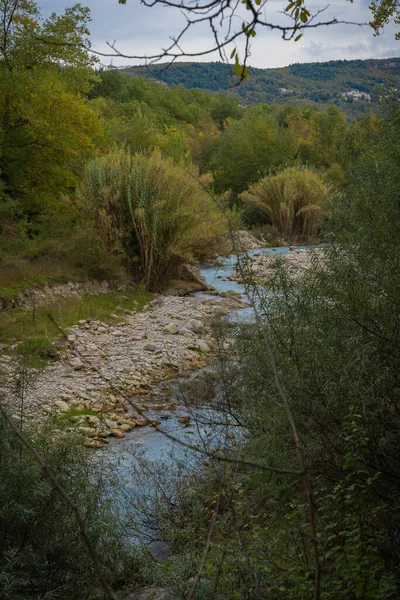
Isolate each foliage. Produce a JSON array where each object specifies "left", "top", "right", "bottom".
[
  {"left": 240, "top": 166, "right": 330, "bottom": 239},
  {"left": 0, "top": 1, "right": 96, "bottom": 71},
  {"left": 0, "top": 1, "right": 102, "bottom": 218},
  {"left": 76, "top": 148, "right": 229, "bottom": 290},
  {"left": 124, "top": 58, "right": 400, "bottom": 118},
  {"left": 142, "top": 97, "right": 400, "bottom": 599},
  {"left": 0, "top": 67, "right": 103, "bottom": 215},
  {"left": 370, "top": 0, "right": 400, "bottom": 39},
  {"left": 211, "top": 105, "right": 298, "bottom": 197},
  {"left": 0, "top": 414, "right": 141, "bottom": 600}
]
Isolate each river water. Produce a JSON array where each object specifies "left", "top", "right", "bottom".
[{"left": 105, "top": 245, "right": 322, "bottom": 555}]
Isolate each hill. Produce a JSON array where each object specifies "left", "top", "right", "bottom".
[{"left": 120, "top": 58, "right": 400, "bottom": 117}]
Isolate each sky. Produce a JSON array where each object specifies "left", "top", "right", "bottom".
[{"left": 39, "top": 0, "right": 399, "bottom": 69}]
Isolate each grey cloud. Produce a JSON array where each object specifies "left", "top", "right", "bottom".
[{"left": 38, "top": 0, "right": 398, "bottom": 67}]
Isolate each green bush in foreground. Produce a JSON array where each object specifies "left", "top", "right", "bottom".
[{"left": 0, "top": 415, "right": 142, "bottom": 600}]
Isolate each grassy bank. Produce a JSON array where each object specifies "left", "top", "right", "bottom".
[{"left": 0, "top": 291, "right": 153, "bottom": 367}]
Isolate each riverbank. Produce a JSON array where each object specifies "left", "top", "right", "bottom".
[
  {"left": 0, "top": 244, "right": 322, "bottom": 446},
  {"left": 0, "top": 293, "right": 248, "bottom": 446}
]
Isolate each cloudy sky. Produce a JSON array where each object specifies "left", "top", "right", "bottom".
[{"left": 39, "top": 0, "right": 399, "bottom": 69}]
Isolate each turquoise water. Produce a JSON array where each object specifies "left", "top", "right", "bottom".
[{"left": 105, "top": 245, "right": 322, "bottom": 554}]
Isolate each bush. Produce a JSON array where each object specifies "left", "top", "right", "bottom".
[
  {"left": 0, "top": 414, "right": 141, "bottom": 600},
  {"left": 240, "top": 166, "right": 330, "bottom": 239},
  {"left": 76, "top": 148, "right": 229, "bottom": 290}
]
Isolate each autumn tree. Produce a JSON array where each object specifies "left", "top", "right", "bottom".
[
  {"left": 212, "top": 105, "right": 298, "bottom": 197},
  {"left": 0, "top": 1, "right": 102, "bottom": 220}
]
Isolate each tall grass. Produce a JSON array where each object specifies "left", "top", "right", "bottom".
[
  {"left": 76, "top": 148, "right": 228, "bottom": 290},
  {"left": 240, "top": 166, "right": 330, "bottom": 239}
]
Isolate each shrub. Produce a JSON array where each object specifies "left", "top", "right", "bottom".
[
  {"left": 240, "top": 166, "right": 330, "bottom": 239},
  {"left": 76, "top": 148, "right": 229, "bottom": 290},
  {"left": 0, "top": 414, "right": 141, "bottom": 600}
]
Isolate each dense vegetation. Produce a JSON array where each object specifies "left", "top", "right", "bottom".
[
  {"left": 122, "top": 58, "right": 400, "bottom": 118},
  {"left": 0, "top": 1, "right": 399, "bottom": 599},
  {"left": 148, "top": 97, "right": 400, "bottom": 599}
]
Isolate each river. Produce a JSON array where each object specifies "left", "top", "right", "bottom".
[{"left": 104, "top": 244, "right": 322, "bottom": 556}]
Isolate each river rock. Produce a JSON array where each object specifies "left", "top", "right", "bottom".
[
  {"left": 178, "top": 415, "right": 190, "bottom": 424},
  {"left": 119, "top": 423, "right": 133, "bottom": 432},
  {"left": 163, "top": 323, "right": 178, "bottom": 335},
  {"left": 105, "top": 418, "right": 118, "bottom": 429},
  {"left": 220, "top": 290, "right": 242, "bottom": 299},
  {"left": 187, "top": 319, "right": 204, "bottom": 334},
  {"left": 87, "top": 415, "right": 100, "bottom": 425},
  {"left": 135, "top": 419, "right": 150, "bottom": 427},
  {"left": 144, "top": 343, "right": 157, "bottom": 352},
  {"left": 77, "top": 427, "right": 99, "bottom": 437},
  {"left": 69, "top": 357, "right": 85, "bottom": 370},
  {"left": 84, "top": 439, "right": 107, "bottom": 448},
  {"left": 110, "top": 428, "right": 125, "bottom": 438},
  {"left": 195, "top": 339, "right": 211, "bottom": 353},
  {"left": 54, "top": 400, "right": 69, "bottom": 411}
]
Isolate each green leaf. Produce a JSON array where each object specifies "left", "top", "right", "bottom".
[
  {"left": 294, "top": 33, "right": 303, "bottom": 41},
  {"left": 230, "top": 48, "right": 237, "bottom": 59}
]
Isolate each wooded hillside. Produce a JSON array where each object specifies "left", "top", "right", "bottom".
[{"left": 121, "top": 58, "right": 400, "bottom": 118}]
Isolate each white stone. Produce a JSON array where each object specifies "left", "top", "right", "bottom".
[{"left": 54, "top": 400, "right": 69, "bottom": 411}]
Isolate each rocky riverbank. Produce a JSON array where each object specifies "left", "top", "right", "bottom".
[
  {"left": 0, "top": 293, "right": 248, "bottom": 446},
  {"left": 232, "top": 246, "right": 325, "bottom": 283}
]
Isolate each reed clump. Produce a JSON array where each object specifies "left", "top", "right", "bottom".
[
  {"left": 240, "top": 166, "right": 330, "bottom": 239},
  {"left": 76, "top": 148, "right": 228, "bottom": 290}
]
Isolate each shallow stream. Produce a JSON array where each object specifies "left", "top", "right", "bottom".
[{"left": 105, "top": 245, "right": 321, "bottom": 555}]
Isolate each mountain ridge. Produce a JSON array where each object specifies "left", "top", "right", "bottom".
[{"left": 118, "top": 57, "right": 400, "bottom": 117}]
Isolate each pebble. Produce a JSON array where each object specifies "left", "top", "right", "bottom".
[
  {"left": 54, "top": 400, "right": 69, "bottom": 411},
  {"left": 144, "top": 343, "right": 157, "bottom": 352}
]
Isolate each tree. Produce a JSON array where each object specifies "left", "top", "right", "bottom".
[
  {"left": 370, "top": 0, "right": 400, "bottom": 39},
  {"left": 212, "top": 106, "right": 298, "bottom": 197},
  {"left": 0, "top": 1, "right": 96, "bottom": 71},
  {"left": 0, "top": 2, "right": 102, "bottom": 217}
]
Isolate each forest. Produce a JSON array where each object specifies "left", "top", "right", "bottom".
[
  {"left": 124, "top": 58, "right": 400, "bottom": 118},
  {"left": 0, "top": 2, "right": 399, "bottom": 600}
]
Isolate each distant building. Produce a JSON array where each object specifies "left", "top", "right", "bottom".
[
  {"left": 341, "top": 90, "right": 371, "bottom": 101},
  {"left": 279, "top": 87, "right": 294, "bottom": 95}
]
